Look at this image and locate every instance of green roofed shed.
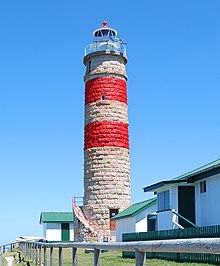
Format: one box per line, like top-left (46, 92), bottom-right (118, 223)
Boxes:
top-left (112, 198), bottom-right (156, 220)
top-left (143, 158), bottom-right (220, 192)
top-left (40, 212), bottom-right (73, 224)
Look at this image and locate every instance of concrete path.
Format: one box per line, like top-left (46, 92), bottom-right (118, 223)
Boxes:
top-left (5, 256), bottom-right (14, 266)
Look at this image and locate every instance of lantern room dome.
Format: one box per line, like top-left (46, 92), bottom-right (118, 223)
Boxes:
top-left (93, 21), bottom-right (117, 38)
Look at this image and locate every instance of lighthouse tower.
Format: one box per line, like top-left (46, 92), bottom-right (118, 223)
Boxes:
top-left (74, 22), bottom-right (131, 242)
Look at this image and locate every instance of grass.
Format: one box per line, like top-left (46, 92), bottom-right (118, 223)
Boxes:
top-left (2, 248), bottom-right (215, 266)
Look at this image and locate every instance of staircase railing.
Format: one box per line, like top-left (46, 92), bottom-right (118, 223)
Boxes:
top-left (72, 197), bottom-right (109, 240)
top-left (172, 209), bottom-right (198, 228)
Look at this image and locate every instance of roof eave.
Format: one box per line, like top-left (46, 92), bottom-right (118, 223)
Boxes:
top-left (143, 162), bottom-right (220, 193)
top-left (143, 180), bottom-right (187, 193)
top-left (112, 214), bottom-right (131, 220)
top-left (130, 199), bottom-right (157, 217)
top-left (112, 198), bottom-right (157, 220)
top-left (187, 165), bottom-right (220, 182)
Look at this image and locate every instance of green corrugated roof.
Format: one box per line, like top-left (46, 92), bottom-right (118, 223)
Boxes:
top-left (173, 158), bottom-right (220, 181)
top-left (144, 158), bottom-right (220, 192)
top-left (39, 212), bottom-right (73, 224)
top-left (112, 198), bottom-right (156, 220)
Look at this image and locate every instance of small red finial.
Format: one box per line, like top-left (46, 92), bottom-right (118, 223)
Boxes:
top-left (103, 21), bottom-right (107, 28)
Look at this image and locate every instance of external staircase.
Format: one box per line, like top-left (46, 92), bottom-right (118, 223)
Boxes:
top-left (72, 197), bottom-right (109, 241)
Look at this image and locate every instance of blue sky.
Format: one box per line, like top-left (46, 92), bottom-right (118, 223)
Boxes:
top-left (0, 0), bottom-right (220, 244)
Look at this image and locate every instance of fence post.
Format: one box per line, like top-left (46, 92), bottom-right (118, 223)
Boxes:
top-left (44, 246), bottom-right (47, 266)
top-left (59, 247), bottom-right (63, 266)
top-left (94, 249), bottom-right (101, 266)
top-left (29, 243), bottom-right (32, 260)
top-left (29, 243), bottom-right (31, 259)
top-left (0, 248), bottom-right (2, 266)
top-left (72, 247), bottom-right (77, 266)
top-left (135, 250), bottom-right (146, 266)
top-left (25, 242), bottom-right (28, 256)
top-left (24, 242), bottom-right (26, 256)
top-left (39, 245), bottom-right (42, 266)
top-left (35, 244), bottom-right (38, 266)
top-left (50, 246), bottom-right (54, 266)
top-left (32, 243), bottom-right (35, 261)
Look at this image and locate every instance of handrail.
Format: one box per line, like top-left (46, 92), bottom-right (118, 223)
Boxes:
top-left (84, 41), bottom-right (126, 56)
top-left (172, 213), bottom-right (184, 229)
top-left (18, 238), bottom-right (220, 266)
top-left (0, 242), bottom-right (18, 253)
top-left (72, 197), bottom-right (110, 239)
top-left (172, 210), bottom-right (198, 228)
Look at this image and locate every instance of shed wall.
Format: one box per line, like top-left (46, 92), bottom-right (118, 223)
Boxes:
top-left (116, 203), bottom-right (157, 242)
top-left (135, 204), bottom-right (156, 232)
top-left (45, 223), bottom-right (61, 241)
top-left (195, 174), bottom-right (220, 226)
top-left (44, 223), bottom-right (74, 241)
top-left (116, 217), bottom-right (135, 242)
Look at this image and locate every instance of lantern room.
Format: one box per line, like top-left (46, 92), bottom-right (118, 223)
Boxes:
top-left (84, 21), bottom-right (126, 56)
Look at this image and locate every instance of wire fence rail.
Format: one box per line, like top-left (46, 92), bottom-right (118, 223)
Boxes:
top-left (13, 238), bottom-right (220, 266)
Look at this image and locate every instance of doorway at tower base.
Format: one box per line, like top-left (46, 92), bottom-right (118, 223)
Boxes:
top-left (73, 204), bottom-right (113, 242)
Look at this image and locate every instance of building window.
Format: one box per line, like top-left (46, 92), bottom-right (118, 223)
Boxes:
top-left (101, 94), bottom-right (106, 101)
top-left (157, 190), bottom-right (170, 211)
top-left (109, 209), bottom-right (119, 231)
top-left (200, 181), bottom-right (206, 193)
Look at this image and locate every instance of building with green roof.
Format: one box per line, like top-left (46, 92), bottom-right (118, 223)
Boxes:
top-left (111, 198), bottom-right (157, 241)
top-left (39, 212), bottom-right (74, 242)
top-left (143, 158), bottom-right (220, 231)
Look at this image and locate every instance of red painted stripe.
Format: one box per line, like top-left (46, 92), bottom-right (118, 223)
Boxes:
top-left (85, 77), bottom-right (127, 104)
top-left (84, 121), bottom-right (129, 150)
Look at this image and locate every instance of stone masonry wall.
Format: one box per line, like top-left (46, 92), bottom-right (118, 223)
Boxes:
top-left (81, 50), bottom-right (131, 241)
top-left (85, 77), bottom-right (127, 104)
top-left (84, 121), bottom-right (129, 150)
top-left (84, 146), bottom-right (131, 230)
top-left (84, 54), bottom-right (127, 82)
top-left (85, 100), bottom-right (128, 125)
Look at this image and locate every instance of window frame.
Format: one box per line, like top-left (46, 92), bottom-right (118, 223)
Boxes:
top-left (200, 180), bottom-right (207, 194)
top-left (157, 190), bottom-right (170, 211)
top-left (87, 60), bottom-right (91, 73)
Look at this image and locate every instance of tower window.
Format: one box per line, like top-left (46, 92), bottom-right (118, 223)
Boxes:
top-left (87, 60), bottom-right (91, 73)
top-left (109, 209), bottom-right (119, 231)
top-left (200, 181), bottom-right (206, 193)
top-left (101, 94), bottom-right (106, 101)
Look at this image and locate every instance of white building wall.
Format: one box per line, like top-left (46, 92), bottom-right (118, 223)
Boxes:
top-left (195, 174), bottom-right (220, 226)
top-left (156, 186), bottom-right (178, 211)
top-left (116, 217), bottom-right (135, 242)
top-left (45, 223), bottom-right (61, 241)
top-left (43, 224), bottom-right (47, 239)
top-left (116, 203), bottom-right (157, 242)
top-left (157, 210), bottom-right (174, 230)
top-left (156, 187), bottom-right (178, 230)
top-left (69, 223), bottom-right (74, 241)
top-left (135, 204), bottom-right (156, 232)
top-left (170, 186), bottom-right (178, 211)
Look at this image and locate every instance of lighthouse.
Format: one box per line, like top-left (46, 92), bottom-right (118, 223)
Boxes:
top-left (74, 21), bottom-right (131, 242)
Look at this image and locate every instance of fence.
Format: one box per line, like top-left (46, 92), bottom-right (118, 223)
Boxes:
top-left (122, 225), bottom-right (220, 264)
top-left (0, 242), bottom-right (17, 253)
top-left (14, 238), bottom-right (220, 266)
